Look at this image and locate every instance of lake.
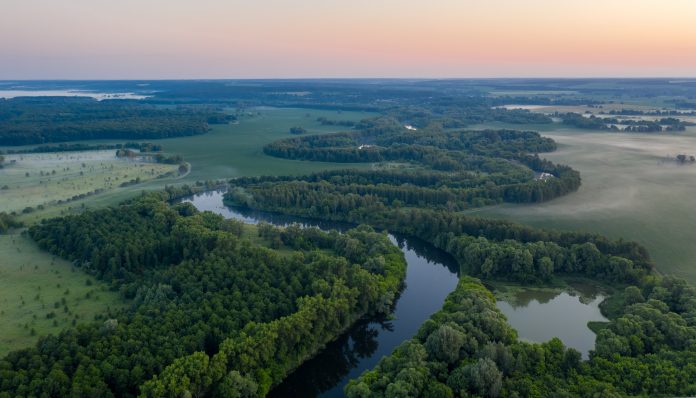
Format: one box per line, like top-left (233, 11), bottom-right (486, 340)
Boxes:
top-left (496, 288), bottom-right (607, 358)
top-left (0, 89), bottom-right (150, 100)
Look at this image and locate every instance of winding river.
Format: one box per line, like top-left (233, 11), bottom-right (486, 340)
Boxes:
top-left (184, 190), bottom-right (607, 397)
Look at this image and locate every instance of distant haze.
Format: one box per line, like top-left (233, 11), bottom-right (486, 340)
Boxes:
top-left (2, 0), bottom-right (695, 79)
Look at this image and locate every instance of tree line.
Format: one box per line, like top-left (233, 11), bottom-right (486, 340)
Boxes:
top-left (1, 142), bottom-right (163, 155)
top-left (560, 112), bottom-right (692, 133)
top-left (255, 119), bottom-right (580, 210)
top-left (0, 97), bottom-right (234, 145)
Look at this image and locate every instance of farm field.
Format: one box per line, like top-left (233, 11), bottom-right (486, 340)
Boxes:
top-left (471, 123), bottom-right (696, 283)
top-left (0, 233), bottom-right (125, 355)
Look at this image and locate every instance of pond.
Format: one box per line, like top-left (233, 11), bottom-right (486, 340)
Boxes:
top-left (496, 287), bottom-right (608, 359)
top-left (184, 190), bottom-right (608, 396)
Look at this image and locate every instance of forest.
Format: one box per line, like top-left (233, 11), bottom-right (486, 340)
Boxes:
top-left (242, 117), bottom-right (580, 211)
top-left (0, 97), bottom-right (234, 145)
top-left (0, 191), bottom-right (406, 397)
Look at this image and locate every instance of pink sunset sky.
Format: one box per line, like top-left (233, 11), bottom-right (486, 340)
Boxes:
top-left (2, 0), bottom-right (695, 79)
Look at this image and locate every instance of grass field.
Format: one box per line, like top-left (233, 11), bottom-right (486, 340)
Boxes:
top-left (0, 233), bottom-right (125, 355)
top-left (0, 150), bottom-right (178, 216)
top-left (159, 107), bottom-right (375, 181)
top-left (471, 123), bottom-right (696, 283)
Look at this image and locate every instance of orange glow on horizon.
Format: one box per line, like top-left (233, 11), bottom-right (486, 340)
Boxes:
top-left (1, 0), bottom-right (695, 78)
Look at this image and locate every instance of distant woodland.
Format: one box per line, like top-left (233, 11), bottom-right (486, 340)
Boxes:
top-left (0, 97), bottom-right (234, 145)
top-left (231, 116), bottom-right (580, 211)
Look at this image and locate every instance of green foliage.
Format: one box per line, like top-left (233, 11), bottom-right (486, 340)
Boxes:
top-left (255, 120), bottom-right (579, 209)
top-left (4, 141), bottom-right (163, 155)
top-left (425, 325), bottom-right (466, 364)
top-left (347, 276), bottom-right (696, 397)
top-left (0, 97), bottom-right (233, 145)
top-left (0, 194), bottom-right (406, 397)
top-left (222, 185), bottom-right (653, 283)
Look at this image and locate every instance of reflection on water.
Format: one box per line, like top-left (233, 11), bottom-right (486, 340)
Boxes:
top-left (183, 190), bottom-right (460, 397)
top-left (496, 288), bottom-right (607, 358)
top-left (270, 317), bottom-right (386, 397)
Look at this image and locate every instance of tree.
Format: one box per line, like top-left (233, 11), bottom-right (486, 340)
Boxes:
top-left (538, 256), bottom-right (554, 280)
top-left (449, 358), bottom-right (502, 398)
top-left (425, 324), bottom-right (465, 364)
top-left (214, 371), bottom-right (258, 398)
top-left (624, 286), bottom-right (645, 305)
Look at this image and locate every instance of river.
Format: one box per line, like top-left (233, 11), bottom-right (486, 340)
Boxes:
top-left (184, 190), bottom-right (607, 396)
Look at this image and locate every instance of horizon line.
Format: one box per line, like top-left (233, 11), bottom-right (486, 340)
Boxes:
top-left (3, 76), bottom-right (696, 82)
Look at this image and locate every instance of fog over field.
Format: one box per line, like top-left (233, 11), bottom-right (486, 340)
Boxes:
top-left (474, 127), bottom-right (696, 282)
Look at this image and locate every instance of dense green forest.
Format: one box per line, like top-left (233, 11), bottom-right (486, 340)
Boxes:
top-left (0, 97), bottom-right (234, 145)
top-left (222, 190), bottom-right (652, 285)
top-left (232, 117), bottom-right (580, 211)
top-left (222, 180), bottom-right (696, 397)
top-left (0, 191), bottom-right (406, 397)
top-left (224, 117), bottom-right (650, 285)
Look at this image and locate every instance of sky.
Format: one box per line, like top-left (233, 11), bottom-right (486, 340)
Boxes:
top-left (1, 0), bottom-right (696, 79)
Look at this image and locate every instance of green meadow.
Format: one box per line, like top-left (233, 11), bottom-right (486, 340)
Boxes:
top-left (471, 123), bottom-right (696, 283)
top-left (0, 233), bottom-right (125, 355)
top-left (0, 150), bottom-right (177, 216)
top-left (159, 107), bottom-right (375, 181)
